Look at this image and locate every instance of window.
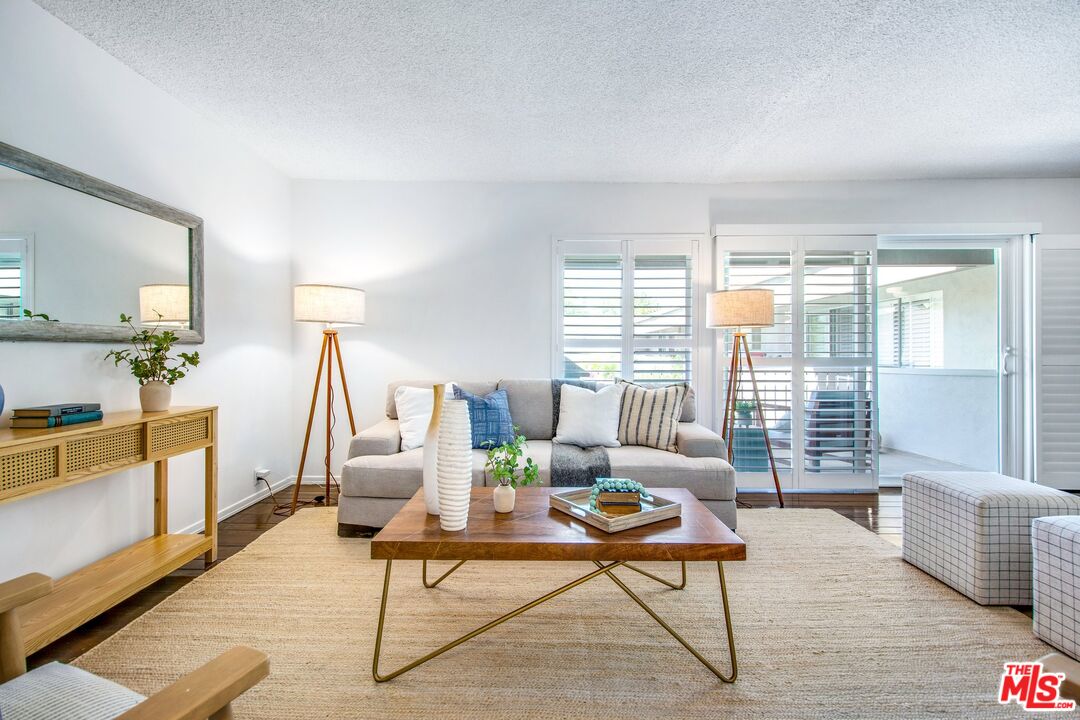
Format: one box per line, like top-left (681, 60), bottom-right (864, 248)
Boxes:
top-left (0, 237), bottom-right (31, 321)
top-left (555, 238), bottom-right (697, 385)
top-left (877, 291), bottom-right (943, 368)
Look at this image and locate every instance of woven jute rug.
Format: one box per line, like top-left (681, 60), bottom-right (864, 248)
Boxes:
top-left (74, 508), bottom-right (1050, 718)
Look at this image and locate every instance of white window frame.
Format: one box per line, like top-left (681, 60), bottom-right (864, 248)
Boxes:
top-left (714, 233), bottom-right (878, 491)
top-left (551, 234), bottom-right (708, 415)
top-left (0, 234), bottom-right (35, 320)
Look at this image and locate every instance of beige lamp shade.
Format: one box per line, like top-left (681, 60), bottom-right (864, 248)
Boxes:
top-left (706, 289), bottom-right (775, 329)
top-left (139, 284), bottom-right (190, 325)
top-left (294, 284), bottom-right (366, 326)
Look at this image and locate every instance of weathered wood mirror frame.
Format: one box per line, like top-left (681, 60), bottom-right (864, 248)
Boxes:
top-left (0, 141), bottom-right (204, 343)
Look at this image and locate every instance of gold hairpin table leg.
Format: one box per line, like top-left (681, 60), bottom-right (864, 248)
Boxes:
top-left (595, 560), bottom-right (737, 683)
top-left (373, 560), bottom-right (628, 682)
top-left (622, 560), bottom-right (687, 590)
top-left (422, 559), bottom-right (468, 588)
top-left (420, 560), bottom-right (686, 591)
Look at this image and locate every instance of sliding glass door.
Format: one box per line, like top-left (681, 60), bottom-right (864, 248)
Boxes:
top-left (877, 237), bottom-right (1024, 485)
top-left (717, 232), bottom-right (1025, 492)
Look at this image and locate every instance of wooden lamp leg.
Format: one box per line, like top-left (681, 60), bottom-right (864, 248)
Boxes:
top-left (291, 332), bottom-right (330, 515)
top-left (741, 333), bottom-right (784, 507)
top-left (332, 332), bottom-right (357, 435)
top-left (725, 335), bottom-right (743, 464)
top-left (325, 330), bottom-right (334, 506)
top-left (720, 334), bottom-right (739, 445)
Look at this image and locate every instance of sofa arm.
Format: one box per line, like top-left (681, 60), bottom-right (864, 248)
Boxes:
top-left (676, 422), bottom-right (728, 459)
top-left (348, 419), bottom-right (401, 458)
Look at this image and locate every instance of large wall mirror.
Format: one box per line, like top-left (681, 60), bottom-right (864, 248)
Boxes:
top-left (0, 141), bottom-right (203, 343)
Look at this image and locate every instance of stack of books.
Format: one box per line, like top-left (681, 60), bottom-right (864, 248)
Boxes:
top-left (596, 490), bottom-right (642, 516)
top-left (11, 403), bottom-right (103, 429)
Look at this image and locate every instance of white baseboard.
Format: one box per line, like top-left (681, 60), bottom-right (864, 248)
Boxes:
top-left (296, 474), bottom-right (338, 485)
top-left (175, 476), bottom-right (298, 535)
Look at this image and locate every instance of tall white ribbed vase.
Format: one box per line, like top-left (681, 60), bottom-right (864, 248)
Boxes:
top-left (421, 384), bottom-right (445, 515)
top-left (436, 399), bottom-right (473, 531)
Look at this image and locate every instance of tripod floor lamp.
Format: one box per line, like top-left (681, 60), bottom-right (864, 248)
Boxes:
top-left (707, 288), bottom-right (784, 507)
top-left (290, 284), bottom-right (365, 515)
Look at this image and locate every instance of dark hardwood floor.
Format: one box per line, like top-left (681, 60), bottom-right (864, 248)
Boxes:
top-left (28, 485), bottom-right (901, 668)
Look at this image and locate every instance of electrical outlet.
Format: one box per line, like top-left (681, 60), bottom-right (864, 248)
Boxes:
top-left (254, 468), bottom-right (271, 486)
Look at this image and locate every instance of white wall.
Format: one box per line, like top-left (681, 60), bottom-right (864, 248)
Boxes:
top-left (0, 0), bottom-right (293, 579)
top-left (290, 182), bottom-right (713, 472)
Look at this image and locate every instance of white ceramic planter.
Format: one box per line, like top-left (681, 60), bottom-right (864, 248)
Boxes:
top-left (493, 483), bottom-right (516, 513)
top-left (139, 381), bottom-right (172, 412)
top-left (421, 384), bottom-right (445, 515)
top-left (436, 399), bottom-right (473, 531)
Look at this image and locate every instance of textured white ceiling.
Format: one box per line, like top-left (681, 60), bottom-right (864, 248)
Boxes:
top-left (33, 0), bottom-right (1080, 182)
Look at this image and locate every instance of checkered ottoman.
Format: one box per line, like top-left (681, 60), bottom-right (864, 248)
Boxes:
top-left (902, 471), bottom-right (1080, 605)
top-left (1033, 516), bottom-right (1080, 659)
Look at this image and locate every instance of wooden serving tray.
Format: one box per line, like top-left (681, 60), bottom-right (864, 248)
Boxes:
top-left (549, 488), bottom-right (682, 533)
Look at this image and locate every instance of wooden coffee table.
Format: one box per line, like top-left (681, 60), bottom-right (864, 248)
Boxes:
top-left (370, 486), bottom-right (746, 683)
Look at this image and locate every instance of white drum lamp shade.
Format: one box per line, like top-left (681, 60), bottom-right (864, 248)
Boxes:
top-left (706, 289), bottom-right (775, 329)
top-left (293, 284), bottom-right (366, 326)
top-left (139, 284), bottom-right (190, 325)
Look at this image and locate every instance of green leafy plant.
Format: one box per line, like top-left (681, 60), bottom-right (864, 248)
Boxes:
top-left (23, 309), bottom-right (58, 321)
top-left (735, 400), bottom-right (756, 418)
top-left (105, 313), bottom-right (200, 385)
top-left (483, 428), bottom-right (540, 489)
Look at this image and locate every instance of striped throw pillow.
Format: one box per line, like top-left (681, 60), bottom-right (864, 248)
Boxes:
top-left (617, 380), bottom-right (688, 452)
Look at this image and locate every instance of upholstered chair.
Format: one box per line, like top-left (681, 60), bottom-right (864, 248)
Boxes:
top-left (0, 573), bottom-right (268, 719)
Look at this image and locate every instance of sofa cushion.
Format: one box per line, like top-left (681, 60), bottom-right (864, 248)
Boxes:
top-left (553, 383), bottom-right (624, 448)
top-left (385, 380), bottom-right (497, 419)
top-left (478, 440), bottom-right (734, 502)
top-left (395, 384), bottom-right (453, 451)
top-left (341, 447), bottom-right (487, 498)
top-left (497, 379), bottom-right (556, 440)
top-left (607, 445), bottom-right (736, 501)
top-left (680, 386), bottom-right (697, 423)
top-left (617, 380), bottom-right (687, 452)
top-left (454, 386), bottom-right (515, 449)
top-left (0, 662), bottom-right (145, 720)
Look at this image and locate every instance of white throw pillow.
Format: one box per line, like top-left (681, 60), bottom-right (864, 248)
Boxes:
top-left (395, 384), bottom-right (454, 451)
top-left (553, 383), bottom-right (625, 448)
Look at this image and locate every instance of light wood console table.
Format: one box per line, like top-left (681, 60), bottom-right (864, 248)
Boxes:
top-left (0, 406), bottom-right (218, 654)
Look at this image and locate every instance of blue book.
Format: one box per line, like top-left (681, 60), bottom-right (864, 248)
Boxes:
top-left (11, 410), bottom-right (104, 429)
top-left (13, 403), bottom-right (101, 418)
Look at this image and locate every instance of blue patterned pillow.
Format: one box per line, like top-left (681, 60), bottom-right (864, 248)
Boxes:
top-left (453, 386), bottom-right (516, 449)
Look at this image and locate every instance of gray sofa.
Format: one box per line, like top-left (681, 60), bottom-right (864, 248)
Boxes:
top-left (337, 379), bottom-right (737, 533)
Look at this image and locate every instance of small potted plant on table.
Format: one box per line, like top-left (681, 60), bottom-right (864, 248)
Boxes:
top-left (105, 313), bottom-right (200, 412)
top-left (484, 430), bottom-right (540, 513)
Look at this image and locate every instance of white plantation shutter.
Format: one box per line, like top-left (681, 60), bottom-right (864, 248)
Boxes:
top-left (722, 251), bottom-right (793, 358)
top-left (802, 249), bottom-right (874, 477)
top-left (878, 299), bottom-right (900, 367)
top-left (904, 293), bottom-right (944, 368)
top-left (717, 235), bottom-right (876, 491)
top-left (560, 253), bottom-right (623, 380)
top-left (0, 238), bottom-right (29, 321)
top-left (1036, 236), bottom-right (1080, 489)
top-left (0, 254), bottom-right (21, 320)
top-left (555, 238), bottom-right (697, 386)
top-left (633, 254), bottom-right (692, 384)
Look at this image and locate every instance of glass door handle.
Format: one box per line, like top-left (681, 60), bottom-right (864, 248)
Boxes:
top-left (1002, 346), bottom-right (1014, 376)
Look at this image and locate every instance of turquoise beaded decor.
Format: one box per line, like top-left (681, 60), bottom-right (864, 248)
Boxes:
top-left (589, 478), bottom-right (651, 512)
